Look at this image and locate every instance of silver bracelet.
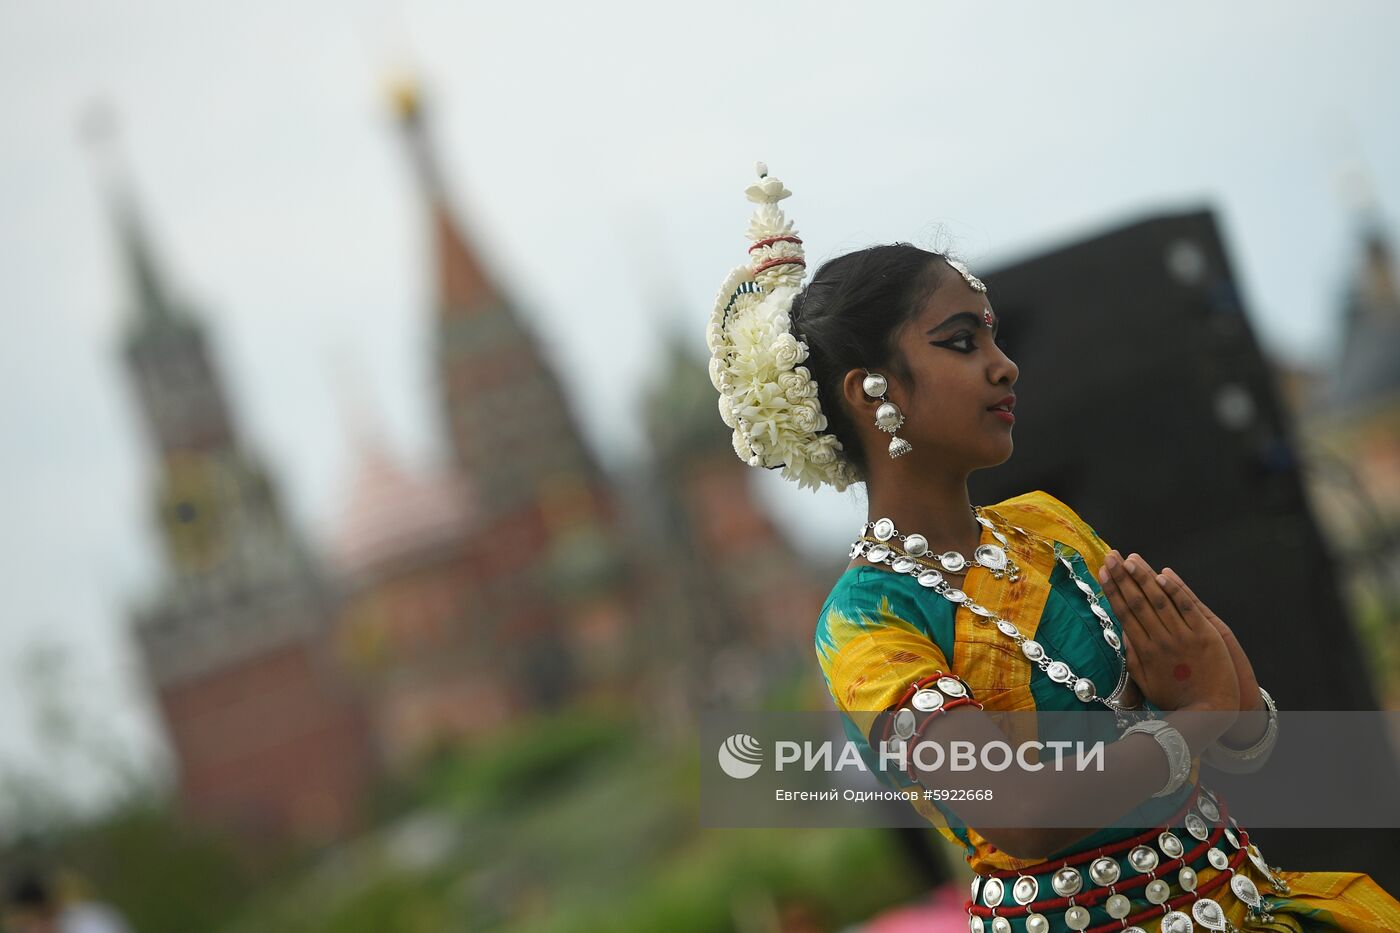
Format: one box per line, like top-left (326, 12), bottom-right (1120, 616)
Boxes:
top-left (1202, 687), bottom-right (1278, 773)
top-left (1122, 719), bottom-right (1193, 798)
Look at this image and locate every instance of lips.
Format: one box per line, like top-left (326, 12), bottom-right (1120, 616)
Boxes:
top-left (986, 394), bottom-right (1016, 414)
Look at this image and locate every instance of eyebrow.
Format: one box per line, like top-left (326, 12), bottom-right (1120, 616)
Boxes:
top-left (927, 310), bottom-right (998, 336)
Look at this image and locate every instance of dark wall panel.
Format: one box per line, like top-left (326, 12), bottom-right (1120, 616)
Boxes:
top-left (968, 210), bottom-right (1400, 885)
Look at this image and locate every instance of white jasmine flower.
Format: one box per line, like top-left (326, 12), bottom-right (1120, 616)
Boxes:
top-left (718, 394), bottom-right (736, 428)
top-left (771, 333), bottom-right (808, 370)
top-left (808, 436), bottom-right (838, 465)
top-left (790, 398), bottom-right (821, 433)
top-left (708, 356), bottom-right (727, 393)
top-left (745, 176), bottom-right (792, 204)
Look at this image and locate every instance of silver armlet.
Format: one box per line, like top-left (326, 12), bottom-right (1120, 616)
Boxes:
top-left (1202, 687), bottom-right (1278, 774)
top-left (1122, 719), bottom-right (1193, 798)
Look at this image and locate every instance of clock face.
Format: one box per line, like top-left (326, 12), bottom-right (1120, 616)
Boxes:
top-left (159, 453), bottom-right (225, 572)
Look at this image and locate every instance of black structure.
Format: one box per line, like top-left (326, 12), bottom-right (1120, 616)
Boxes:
top-left (969, 209), bottom-right (1400, 888)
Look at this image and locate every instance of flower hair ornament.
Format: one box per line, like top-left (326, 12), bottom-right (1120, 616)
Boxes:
top-left (706, 163), bottom-right (988, 492)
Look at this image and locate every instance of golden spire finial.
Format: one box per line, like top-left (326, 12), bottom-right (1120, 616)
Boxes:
top-left (386, 72), bottom-right (421, 121)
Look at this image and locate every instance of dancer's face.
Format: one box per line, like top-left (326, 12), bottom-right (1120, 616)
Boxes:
top-left (886, 262), bottom-right (1020, 471)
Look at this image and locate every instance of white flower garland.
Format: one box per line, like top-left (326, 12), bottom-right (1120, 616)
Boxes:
top-left (708, 165), bottom-right (991, 492)
top-left (707, 163), bottom-right (860, 492)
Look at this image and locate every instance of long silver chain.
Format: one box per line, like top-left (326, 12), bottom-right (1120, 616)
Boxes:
top-left (849, 508), bottom-right (1140, 720)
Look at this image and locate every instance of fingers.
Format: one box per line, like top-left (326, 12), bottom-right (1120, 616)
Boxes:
top-left (1164, 569), bottom-right (1245, 668)
top-left (1122, 553), bottom-right (1188, 633)
top-left (1109, 552), bottom-right (1174, 640)
top-left (1127, 559), bottom-right (1200, 635)
top-left (1150, 569), bottom-right (1198, 632)
top-left (1098, 551), bottom-right (1156, 645)
top-left (1162, 568), bottom-right (1223, 628)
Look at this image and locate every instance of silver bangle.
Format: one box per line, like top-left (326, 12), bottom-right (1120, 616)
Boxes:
top-left (1202, 687), bottom-right (1278, 772)
top-left (1122, 719), bottom-right (1193, 798)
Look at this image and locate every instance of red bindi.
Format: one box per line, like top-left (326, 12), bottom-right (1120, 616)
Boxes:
top-left (1173, 663), bottom-right (1192, 681)
top-left (982, 307), bottom-right (994, 328)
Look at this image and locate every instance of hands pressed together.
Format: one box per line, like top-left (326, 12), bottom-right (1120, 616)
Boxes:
top-left (1096, 550), bottom-right (1260, 715)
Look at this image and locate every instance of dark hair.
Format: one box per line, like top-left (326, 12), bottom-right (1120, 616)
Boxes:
top-left (790, 243), bottom-right (949, 478)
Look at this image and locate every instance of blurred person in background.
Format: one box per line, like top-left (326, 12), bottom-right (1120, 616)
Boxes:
top-left (4, 867), bottom-right (131, 933)
top-left (707, 164), bottom-right (1400, 932)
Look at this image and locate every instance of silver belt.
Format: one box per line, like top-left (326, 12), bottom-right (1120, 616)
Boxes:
top-left (965, 786), bottom-right (1290, 932)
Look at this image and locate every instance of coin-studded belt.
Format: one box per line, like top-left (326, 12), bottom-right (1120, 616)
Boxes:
top-left (965, 784), bottom-right (1290, 932)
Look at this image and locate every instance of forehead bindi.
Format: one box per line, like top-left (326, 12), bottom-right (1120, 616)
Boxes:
top-left (922, 305), bottom-right (999, 336)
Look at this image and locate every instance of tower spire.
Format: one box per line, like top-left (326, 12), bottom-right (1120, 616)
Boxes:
top-left (114, 184), bottom-right (179, 325)
top-left (388, 75), bottom-right (498, 317)
top-left (82, 102), bottom-right (179, 328)
top-left (388, 76), bottom-right (445, 199)
top-left (386, 74), bottom-right (601, 518)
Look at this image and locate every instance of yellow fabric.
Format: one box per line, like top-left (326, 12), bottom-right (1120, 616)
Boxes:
top-left (814, 489), bottom-right (1400, 925)
top-left (816, 597), bottom-right (953, 746)
top-left (816, 489), bottom-right (1130, 869)
top-left (1251, 869), bottom-right (1400, 931)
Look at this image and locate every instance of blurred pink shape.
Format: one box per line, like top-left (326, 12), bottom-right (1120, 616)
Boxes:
top-left (855, 880), bottom-right (970, 932)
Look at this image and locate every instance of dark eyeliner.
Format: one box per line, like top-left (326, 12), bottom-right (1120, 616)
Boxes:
top-left (931, 332), bottom-right (978, 353)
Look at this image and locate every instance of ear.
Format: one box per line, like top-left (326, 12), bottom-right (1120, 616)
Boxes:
top-left (842, 368), bottom-right (876, 416)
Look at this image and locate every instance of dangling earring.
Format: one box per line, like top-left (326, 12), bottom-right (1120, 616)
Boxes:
top-left (862, 372), bottom-right (913, 459)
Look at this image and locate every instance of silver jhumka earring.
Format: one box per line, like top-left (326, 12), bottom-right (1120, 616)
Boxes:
top-left (862, 372), bottom-right (912, 458)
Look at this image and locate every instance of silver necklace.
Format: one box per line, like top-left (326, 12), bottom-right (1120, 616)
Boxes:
top-left (859, 512), bottom-right (1024, 580)
top-left (849, 509), bottom-right (1137, 717)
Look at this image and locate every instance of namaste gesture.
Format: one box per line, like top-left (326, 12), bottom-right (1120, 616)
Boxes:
top-left (1097, 550), bottom-right (1261, 719)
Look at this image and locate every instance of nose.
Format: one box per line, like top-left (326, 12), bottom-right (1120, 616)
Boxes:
top-left (989, 342), bottom-right (1019, 388)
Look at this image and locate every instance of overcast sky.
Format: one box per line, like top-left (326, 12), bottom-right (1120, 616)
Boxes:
top-left (2, 1), bottom-right (1397, 811)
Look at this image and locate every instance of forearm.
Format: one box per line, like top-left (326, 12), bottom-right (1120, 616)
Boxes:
top-left (903, 704), bottom-right (1232, 860)
top-left (1011, 705), bottom-right (1233, 857)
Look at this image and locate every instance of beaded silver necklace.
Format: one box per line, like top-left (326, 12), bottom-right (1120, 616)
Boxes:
top-left (849, 507), bottom-right (1139, 719)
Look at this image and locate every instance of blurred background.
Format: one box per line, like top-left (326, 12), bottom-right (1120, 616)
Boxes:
top-left (2, 1), bottom-right (1398, 930)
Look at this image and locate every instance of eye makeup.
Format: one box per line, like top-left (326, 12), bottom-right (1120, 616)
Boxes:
top-left (931, 329), bottom-right (1009, 354)
top-left (927, 308), bottom-right (999, 338)
top-left (933, 332), bottom-right (979, 353)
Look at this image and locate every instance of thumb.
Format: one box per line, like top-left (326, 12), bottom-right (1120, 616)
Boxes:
top-left (1124, 634), bottom-right (1144, 682)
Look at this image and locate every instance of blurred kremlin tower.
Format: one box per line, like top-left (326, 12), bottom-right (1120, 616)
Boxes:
top-left (326, 78), bottom-right (646, 769)
top-left (328, 77), bottom-right (831, 764)
top-left (105, 78), bottom-right (832, 841)
top-left (98, 127), bottom-right (374, 842)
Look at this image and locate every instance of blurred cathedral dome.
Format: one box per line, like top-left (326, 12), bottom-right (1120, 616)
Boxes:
top-left (330, 442), bottom-right (474, 578)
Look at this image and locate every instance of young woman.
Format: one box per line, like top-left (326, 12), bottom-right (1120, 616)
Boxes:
top-left (707, 165), bottom-right (1400, 932)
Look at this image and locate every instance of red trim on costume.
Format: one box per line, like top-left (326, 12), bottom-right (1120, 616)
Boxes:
top-left (903, 696), bottom-right (983, 785)
top-left (965, 794), bottom-right (1251, 922)
top-left (980, 784), bottom-right (1209, 878)
top-left (878, 672), bottom-right (979, 742)
top-left (877, 672), bottom-right (948, 748)
top-left (1082, 845), bottom-right (1247, 933)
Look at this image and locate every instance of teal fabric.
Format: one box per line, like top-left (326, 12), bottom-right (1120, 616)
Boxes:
top-left (817, 544), bottom-right (1194, 858)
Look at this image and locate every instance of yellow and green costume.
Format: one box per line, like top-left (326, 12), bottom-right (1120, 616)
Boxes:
top-left (815, 490), bottom-right (1400, 931)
